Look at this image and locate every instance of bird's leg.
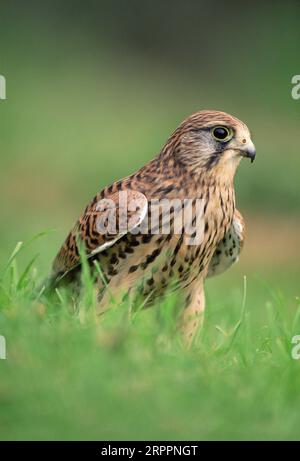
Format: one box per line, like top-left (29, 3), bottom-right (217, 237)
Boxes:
top-left (95, 274), bottom-right (136, 315)
top-left (179, 280), bottom-right (205, 347)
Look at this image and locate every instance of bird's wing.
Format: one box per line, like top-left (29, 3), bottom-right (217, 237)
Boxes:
top-left (207, 209), bottom-right (245, 277)
top-left (52, 188), bottom-right (148, 280)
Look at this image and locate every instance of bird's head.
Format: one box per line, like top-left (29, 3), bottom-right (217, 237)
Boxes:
top-left (166, 110), bottom-right (256, 180)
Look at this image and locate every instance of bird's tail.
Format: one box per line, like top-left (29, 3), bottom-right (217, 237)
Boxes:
top-left (38, 273), bottom-right (57, 297)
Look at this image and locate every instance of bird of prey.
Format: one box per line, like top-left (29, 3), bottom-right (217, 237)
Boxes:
top-left (50, 110), bottom-right (255, 344)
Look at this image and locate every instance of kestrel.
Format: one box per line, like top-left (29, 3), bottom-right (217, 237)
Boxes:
top-left (50, 110), bottom-right (255, 344)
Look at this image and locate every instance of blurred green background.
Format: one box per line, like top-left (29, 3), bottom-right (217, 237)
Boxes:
top-left (0, 1), bottom-right (300, 441)
top-left (0, 0), bottom-right (299, 274)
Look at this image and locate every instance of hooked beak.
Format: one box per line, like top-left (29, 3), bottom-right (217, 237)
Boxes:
top-left (241, 140), bottom-right (256, 163)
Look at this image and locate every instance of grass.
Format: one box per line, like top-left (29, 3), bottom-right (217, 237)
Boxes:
top-left (0, 237), bottom-right (300, 441)
top-left (0, 16), bottom-right (300, 440)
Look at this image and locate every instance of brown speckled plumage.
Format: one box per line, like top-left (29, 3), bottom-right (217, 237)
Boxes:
top-left (50, 110), bottom-right (255, 345)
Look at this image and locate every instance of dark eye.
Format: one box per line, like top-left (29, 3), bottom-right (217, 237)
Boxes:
top-left (212, 126), bottom-right (233, 142)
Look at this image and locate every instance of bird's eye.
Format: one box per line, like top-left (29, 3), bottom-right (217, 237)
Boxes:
top-left (212, 126), bottom-right (233, 142)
